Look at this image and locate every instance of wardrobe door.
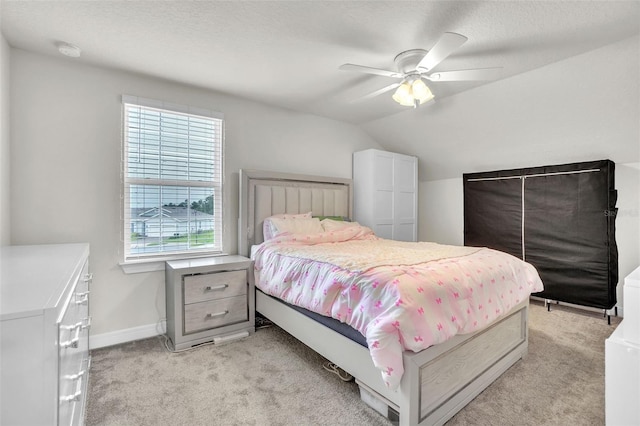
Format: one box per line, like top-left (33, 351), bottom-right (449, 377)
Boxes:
top-left (464, 177), bottom-right (523, 259)
top-left (524, 166), bottom-right (616, 309)
top-left (353, 149), bottom-right (418, 242)
top-left (393, 153), bottom-right (418, 242)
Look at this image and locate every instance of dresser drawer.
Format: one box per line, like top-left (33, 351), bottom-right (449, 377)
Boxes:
top-left (59, 324), bottom-right (84, 426)
top-left (59, 315), bottom-right (90, 380)
top-left (58, 259), bottom-right (91, 426)
top-left (58, 354), bottom-right (88, 426)
top-left (183, 295), bottom-right (247, 334)
top-left (183, 270), bottom-right (247, 304)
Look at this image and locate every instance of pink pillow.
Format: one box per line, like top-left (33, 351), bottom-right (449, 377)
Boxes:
top-left (321, 219), bottom-right (361, 231)
top-left (263, 212), bottom-right (312, 240)
top-left (268, 217), bottom-right (323, 237)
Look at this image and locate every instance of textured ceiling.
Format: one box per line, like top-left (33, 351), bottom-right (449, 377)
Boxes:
top-left (1, 1), bottom-right (639, 124)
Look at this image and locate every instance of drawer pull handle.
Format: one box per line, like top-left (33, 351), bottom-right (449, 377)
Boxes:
top-left (83, 273), bottom-right (93, 283)
top-left (75, 291), bottom-right (90, 305)
top-left (62, 317), bottom-right (90, 332)
top-left (61, 327), bottom-right (81, 349)
top-left (64, 369), bottom-right (86, 381)
top-left (60, 376), bottom-right (83, 403)
top-left (61, 321), bottom-right (82, 331)
top-left (205, 284), bottom-right (229, 292)
top-left (81, 316), bottom-right (92, 330)
top-left (206, 310), bottom-right (229, 319)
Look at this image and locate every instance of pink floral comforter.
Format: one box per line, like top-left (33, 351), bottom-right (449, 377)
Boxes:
top-left (252, 225), bottom-right (543, 390)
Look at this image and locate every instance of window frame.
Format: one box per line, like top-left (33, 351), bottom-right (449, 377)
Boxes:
top-left (120, 95), bottom-right (225, 270)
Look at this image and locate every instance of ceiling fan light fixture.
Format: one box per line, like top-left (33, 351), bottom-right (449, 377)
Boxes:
top-left (411, 78), bottom-right (434, 103)
top-left (392, 81), bottom-right (414, 107)
top-left (392, 78), bottom-right (433, 108)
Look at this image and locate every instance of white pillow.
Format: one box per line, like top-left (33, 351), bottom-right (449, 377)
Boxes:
top-left (269, 217), bottom-right (324, 236)
top-left (263, 212), bottom-right (313, 240)
top-left (321, 219), bottom-right (361, 231)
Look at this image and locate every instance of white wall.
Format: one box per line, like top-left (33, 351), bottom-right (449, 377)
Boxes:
top-left (0, 34), bottom-right (10, 246)
top-left (420, 177), bottom-right (463, 246)
top-left (9, 49), bottom-right (382, 339)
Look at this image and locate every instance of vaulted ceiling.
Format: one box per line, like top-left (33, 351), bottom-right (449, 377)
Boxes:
top-left (2, 1), bottom-right (638, 124)
top-left (2, 1), bottom-right (639, 180)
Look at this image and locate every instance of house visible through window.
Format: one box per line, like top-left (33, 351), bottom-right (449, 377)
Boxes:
top-left (122, 95), bottom-right (224, 261)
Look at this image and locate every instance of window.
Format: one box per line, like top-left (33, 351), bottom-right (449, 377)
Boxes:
top-left (122, 96), bottom-right (224, 261)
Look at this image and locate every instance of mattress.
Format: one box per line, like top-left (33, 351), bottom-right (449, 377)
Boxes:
top-left (264, 290), bottom-right (368, 348)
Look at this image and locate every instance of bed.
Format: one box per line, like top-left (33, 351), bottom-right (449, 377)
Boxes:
top-left (238, 169), bottom-right (543, 426)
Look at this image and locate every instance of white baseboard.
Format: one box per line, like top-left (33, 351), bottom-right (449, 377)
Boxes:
top-left (90, 320), bottom-right (166, 350)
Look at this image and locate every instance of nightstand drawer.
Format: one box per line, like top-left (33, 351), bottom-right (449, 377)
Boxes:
top-left (183, 270), bottom-right (247, 304)
top-left (183, 296), bottom-right (248, 334)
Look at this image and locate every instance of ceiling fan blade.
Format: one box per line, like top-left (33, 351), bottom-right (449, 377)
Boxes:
top-left (416, 32), bottom-right (468, 71)
top-left (339, 63), bottom-right (403, 79)
top-left (352, 82), bottom-right (401, 102)
top-left (426, 67), bottom-right (502, 81)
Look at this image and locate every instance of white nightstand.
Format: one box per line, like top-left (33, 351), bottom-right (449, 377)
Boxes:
top-left (165, 255), bottom-right (254, 351)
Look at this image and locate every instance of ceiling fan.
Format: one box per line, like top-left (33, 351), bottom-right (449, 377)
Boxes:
top-left (339, 32), bottom-right (501, 108)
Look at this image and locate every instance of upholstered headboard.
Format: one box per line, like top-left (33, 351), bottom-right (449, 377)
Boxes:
top-left (238, 169), bottom-right (352, 257)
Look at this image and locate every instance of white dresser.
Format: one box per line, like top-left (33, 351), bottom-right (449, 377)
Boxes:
top-left (353, 149), bottom-right (418, 242)
top-left (0, 243), bottom-right (91, 426)
top-left (605, 266), bottom-right (640, 425)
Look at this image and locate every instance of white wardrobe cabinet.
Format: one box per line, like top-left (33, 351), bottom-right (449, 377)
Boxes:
top-left (353, 149), bottom-right (418, 242)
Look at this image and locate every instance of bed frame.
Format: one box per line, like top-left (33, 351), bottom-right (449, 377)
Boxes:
top-left (239, 169), bottom-right (530, 426)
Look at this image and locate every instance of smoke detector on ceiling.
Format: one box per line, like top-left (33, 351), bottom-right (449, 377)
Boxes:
top-left (57, 42), bottom-right (81, 58)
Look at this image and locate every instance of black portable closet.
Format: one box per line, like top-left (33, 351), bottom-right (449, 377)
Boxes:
top-left (463, 160), bottom-right (618, 311)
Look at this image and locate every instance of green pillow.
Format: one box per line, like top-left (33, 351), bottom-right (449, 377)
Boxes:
top-left (313, 215), bottom-right (347, 221)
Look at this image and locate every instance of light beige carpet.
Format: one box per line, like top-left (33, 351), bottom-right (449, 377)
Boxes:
top-left (86, 301), bottom-right (619, 425)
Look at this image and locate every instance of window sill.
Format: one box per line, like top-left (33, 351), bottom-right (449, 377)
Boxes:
top-left (119, 252), bottom-right (229, 274)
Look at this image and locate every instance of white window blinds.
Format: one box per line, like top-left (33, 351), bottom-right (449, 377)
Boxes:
top-left (122, 95), bottom-right (224, 261)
